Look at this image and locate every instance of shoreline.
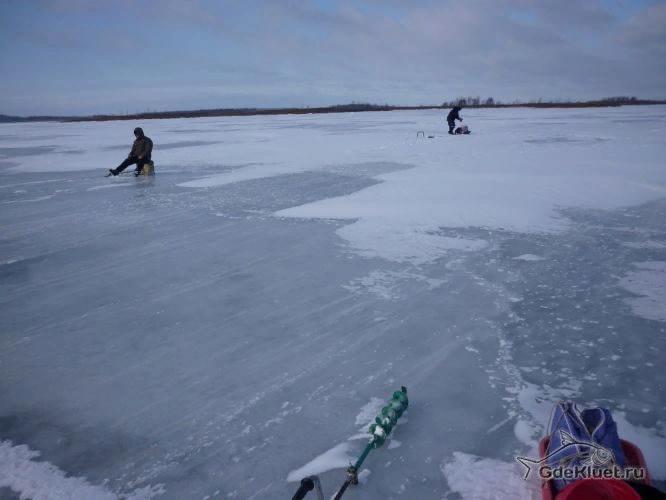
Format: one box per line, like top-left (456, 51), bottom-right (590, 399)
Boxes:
top-left (2, 100), bottom-right (666, 124)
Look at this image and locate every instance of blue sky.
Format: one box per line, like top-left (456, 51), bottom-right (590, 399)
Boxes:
top-left (1, 0), bottom-right (665, 115)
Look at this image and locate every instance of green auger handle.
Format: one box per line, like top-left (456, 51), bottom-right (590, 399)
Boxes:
top-left (368, 386), bottom-right (408, 448)
top-left (334, 387), bottom-right (408, 500)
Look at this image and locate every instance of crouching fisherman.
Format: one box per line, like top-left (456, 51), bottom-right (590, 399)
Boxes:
top-left (108, 127), bottom-right (153, 176)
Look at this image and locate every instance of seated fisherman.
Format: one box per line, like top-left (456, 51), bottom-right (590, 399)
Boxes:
top-left (109, 127), bottom-right (153, 176)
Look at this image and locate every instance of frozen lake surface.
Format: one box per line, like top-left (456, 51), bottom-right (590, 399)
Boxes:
top-left (1, 107), bottom-right (665, 499)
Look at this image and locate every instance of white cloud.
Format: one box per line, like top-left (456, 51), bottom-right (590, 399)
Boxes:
top-left (1, 0), bottom-right (664, 115)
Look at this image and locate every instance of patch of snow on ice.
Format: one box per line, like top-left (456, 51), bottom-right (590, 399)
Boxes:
top-left (618, 261), bottom-right (666, 322)
top-left (276, 165), bottom-right (665, 265)
top-left (344, 271), bottom-right (401, 300)
top-left (442, 452), bottom-right (539, 500)
top-left (344, 270), bottom-right (445, 300)
top-left (614, 413), bottom-right (666, 481)
top-left (355, 397), bottom-right (385, 427)
top-left (388, 439), bottom-right (401, 450)
top-left (513, 419), bottom-right (539, 447)
top-left (513, 254), bottom-right (545, 261)
top-left (286, 443), bottom-right (354, 482)
top-left (513, 379), bottom-right (582, 445)
top-left (0, 440), bottom-right (165, 500)
top-left (357, 468), bottom-right (372, 484)
top-left (492, 320), bottom-right (583, 450)
top-left (335, 221), bottom-right (488, 265)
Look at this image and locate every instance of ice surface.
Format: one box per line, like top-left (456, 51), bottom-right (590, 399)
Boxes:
top-left (354, 398), bottom-right (384, 427)
top-left (356, 468), bottom-right (371, 484)
top-left (0, 440), bottom-right (163, 500)
top-left (1, 106), bottom-right (665, 499)
top-left (513, 254), bottom-right (545, 262)
top-left (286, 443), bottom-right (354, 483)
top-left (442, 451), bottom-right (540, 500)
top-left (619, 261), bottom-right (666, 322)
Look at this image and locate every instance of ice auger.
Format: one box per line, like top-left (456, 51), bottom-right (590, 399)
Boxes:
top-left (291, 386), bottom-right (408, 500)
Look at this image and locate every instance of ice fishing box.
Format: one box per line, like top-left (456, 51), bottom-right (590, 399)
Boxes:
top-left (140, 161), bottom-right (155, 176)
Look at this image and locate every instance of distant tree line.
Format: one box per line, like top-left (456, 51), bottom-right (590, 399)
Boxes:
top-left (443, 96), bottom-right (647, 108)
top-left (1, 96), bottom-right (663, 123)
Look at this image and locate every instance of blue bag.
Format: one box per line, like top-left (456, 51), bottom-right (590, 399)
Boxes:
top-left (545, 401), bottom-right (626, 492)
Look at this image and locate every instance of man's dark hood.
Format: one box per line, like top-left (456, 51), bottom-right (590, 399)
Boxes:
top-left (134, 127), bottom-right (144, 138)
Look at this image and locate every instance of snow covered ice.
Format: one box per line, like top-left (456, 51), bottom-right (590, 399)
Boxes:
top-left (1, 106), bottom-right (666, 499)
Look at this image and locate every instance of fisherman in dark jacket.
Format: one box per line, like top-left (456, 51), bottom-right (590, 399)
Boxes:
top-left (447, 106), bottom-right (463, 134)
top-left (109, 127), bottom-right (153, 176)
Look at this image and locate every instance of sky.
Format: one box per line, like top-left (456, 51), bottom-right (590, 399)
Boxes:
top-left (0, 0), bottom-right (665, 116)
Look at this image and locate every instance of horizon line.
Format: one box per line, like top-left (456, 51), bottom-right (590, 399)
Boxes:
top-left (2, 97), bottom-right (666, 123)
